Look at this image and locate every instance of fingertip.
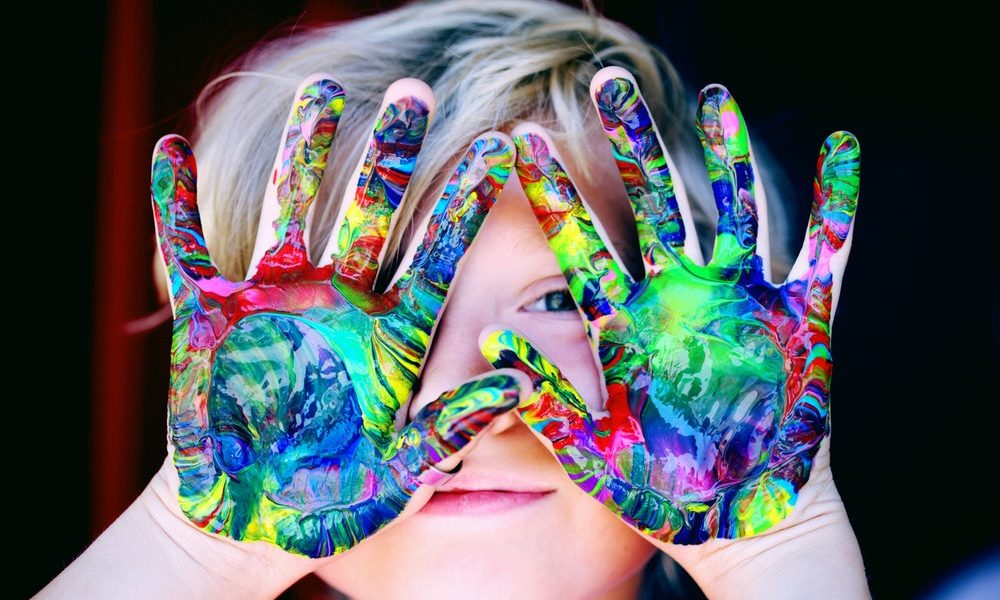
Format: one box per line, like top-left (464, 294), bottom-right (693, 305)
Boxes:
top-left (384, 76), bottom-right (436, 114)
top-left (154, 133), bottom-right (190, 152)
top-left (821, 131), bottom-right (861, 162)
top-left (475, 128), bottom-right (514, 149)
top-left (510, 121), bottom-right (549, 145)
top-left (698, 82), bottom-right (733, 105)
top-left (294, 74), bottom-right (347, 119)
top-left (478, 324), bottom-right (530, 353)
top-left (828, 129), bottom-right (860, 150)
top-left (590, 65), bottom-right (637, 99)
top-left (470, 130), bottom-right (516, 174)
top-left (373, 82), bottom-right (431, 139)
top-left (299, 71), bottom-right (346, 95)
top-left (697, 83), bottom-right (746, 136)
top-left (590, 68), bottom-right (644, 123)
top-left (430, 133), bottom-right (515, 226)
top-left (478, 327), bottom-right (514, 364)
top-left (817, 132), bottom-right (861, 218)
top-left (509, 123), bottom-right (563, 167)
top-left (509, 120), bottom-right (538, 140)
top-left (820, 131), bottom-right (861, 169)
top-left (466, 369), bottom-right (532, 410)
top-left (151, 135), bottom-right (193, 172)
top-left (699, 83), bottom-right (744, 129)
top-left (455, 133), bottom-right (517, 201)
top-left (150, 135), bottom-right (196, 210)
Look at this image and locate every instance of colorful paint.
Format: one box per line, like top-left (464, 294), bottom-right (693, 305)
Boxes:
top-left (490, 79), bottom-right (860, 544)
top-left (151, 76), bottom-right (519, 557)
top-left (332, 95), bottom-right (429, 290)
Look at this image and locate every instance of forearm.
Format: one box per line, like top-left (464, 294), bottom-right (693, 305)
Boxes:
top-left (37, 461), bottom-right (315, 599)
top-left (660, 439), bottom-right (870, 599)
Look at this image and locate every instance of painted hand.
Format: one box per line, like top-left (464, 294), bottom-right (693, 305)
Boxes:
top-left (151, 74), bottom-right (520, 557)
top-left (482, 68), bottom-right (860, 544)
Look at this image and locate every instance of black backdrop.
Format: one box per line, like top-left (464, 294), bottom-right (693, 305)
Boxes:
top-left (28, 1), bottom-right (998, 598)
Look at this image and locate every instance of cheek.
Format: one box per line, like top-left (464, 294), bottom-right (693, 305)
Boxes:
top-left (553, 482), bottom-right (661, 590)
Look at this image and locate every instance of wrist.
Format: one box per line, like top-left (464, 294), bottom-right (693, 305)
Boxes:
top-left (143, 456), bottom-right (324, 596)
top-left (655, 438), bottom-right (870, 599)
top-left (40, 457), bottom-right (323, 599)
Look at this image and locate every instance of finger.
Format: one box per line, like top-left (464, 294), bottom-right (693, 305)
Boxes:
top-left (247, 75), bottom-right (345, 281)
top-left (696, 84), bottom-right (760, 273)
top-left (512, 124), bottom-right (632, 321)
top-left (385, 132), bottom-right (514, 329)
top-left (479, 329), bottom-right (610, 491)
top-left (772, 134), bottom-right (858, 471)
top-left (747, 136), bottom-right (773, 281)
top-left (784, 131), bottom-right (861, 322)
top-left (479, 329), bottom-right (594, 441)
top-left (480, 329), bottom-right (682, 536)
top-left (590, 66), bottom-right (699, 262)
top-left (322, 79), bottom-right (435, 291)
top-left (390, 372), bottom-right (524, 486)
top-left (149, 134), bottom-right (229, 312)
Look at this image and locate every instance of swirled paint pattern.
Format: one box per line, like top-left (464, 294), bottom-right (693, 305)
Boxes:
top-left (332, 96), bottom-right (429, 290)
top-left (151, 76), bottom-right (519, 557)
top-left (486, 79), bottom-right (860, 544)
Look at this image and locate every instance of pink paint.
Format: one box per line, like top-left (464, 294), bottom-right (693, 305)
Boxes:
top-left (722, 109), bottom-right (741, 135)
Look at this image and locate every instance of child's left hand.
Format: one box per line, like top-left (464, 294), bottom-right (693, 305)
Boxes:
top-left (482, 66), bottom-right (860, 545)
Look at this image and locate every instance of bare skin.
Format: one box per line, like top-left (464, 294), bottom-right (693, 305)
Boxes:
top-left (38, 70), bottom-right (868, 599)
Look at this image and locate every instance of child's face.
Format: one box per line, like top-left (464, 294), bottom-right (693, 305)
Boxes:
top-left (314, 123), bottom-right (657, 598)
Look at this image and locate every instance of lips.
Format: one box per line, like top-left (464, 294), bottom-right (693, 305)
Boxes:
top-left (419, 490), bottom-right (555, 516)
top-left (418, 469), bottom-right (558, 516)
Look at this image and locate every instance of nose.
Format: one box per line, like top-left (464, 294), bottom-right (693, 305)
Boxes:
top-left (402, 175), bottom-right (536, 438)
top-left (407, 307), bottom-right (525, 436)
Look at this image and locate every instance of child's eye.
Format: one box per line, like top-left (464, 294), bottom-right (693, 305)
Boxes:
top-left (523, 289), bottom-right (577, 313)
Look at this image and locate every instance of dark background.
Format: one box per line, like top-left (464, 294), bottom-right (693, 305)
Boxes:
top-left (27, 0), bottom-right (997, 598)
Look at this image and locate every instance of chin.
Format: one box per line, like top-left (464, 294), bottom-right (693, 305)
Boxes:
top-left (315, 486), bottom-right (659, 600)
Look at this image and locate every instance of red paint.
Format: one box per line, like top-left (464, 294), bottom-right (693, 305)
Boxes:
top-left (594, 384), bottom-right (643, 456)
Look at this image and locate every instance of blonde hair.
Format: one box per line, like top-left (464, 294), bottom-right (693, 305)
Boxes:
top-left (192, 0), bottom-right (791, 284)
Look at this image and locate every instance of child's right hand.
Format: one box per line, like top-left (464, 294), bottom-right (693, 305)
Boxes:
top-left (151, 74), bottom-right (523, 559)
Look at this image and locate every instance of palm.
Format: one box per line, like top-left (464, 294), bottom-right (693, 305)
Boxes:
top-left (485, 70), bottom-right (859, 544)
top-left (602, 256), bottom-right (788, 485)
top-left (168, 267), bottom-right (426, 556)
top-left (152, 76), bottom-right (518, 557)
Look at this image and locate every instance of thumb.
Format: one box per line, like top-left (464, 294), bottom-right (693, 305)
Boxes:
top-left (479, 328), bottom-right (598, 455)
top-left (389, 371), bottom-right (525, 487)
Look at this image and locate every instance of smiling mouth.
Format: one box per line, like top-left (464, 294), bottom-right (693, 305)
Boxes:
top-left (418, 489), bottom-right (556, 517)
